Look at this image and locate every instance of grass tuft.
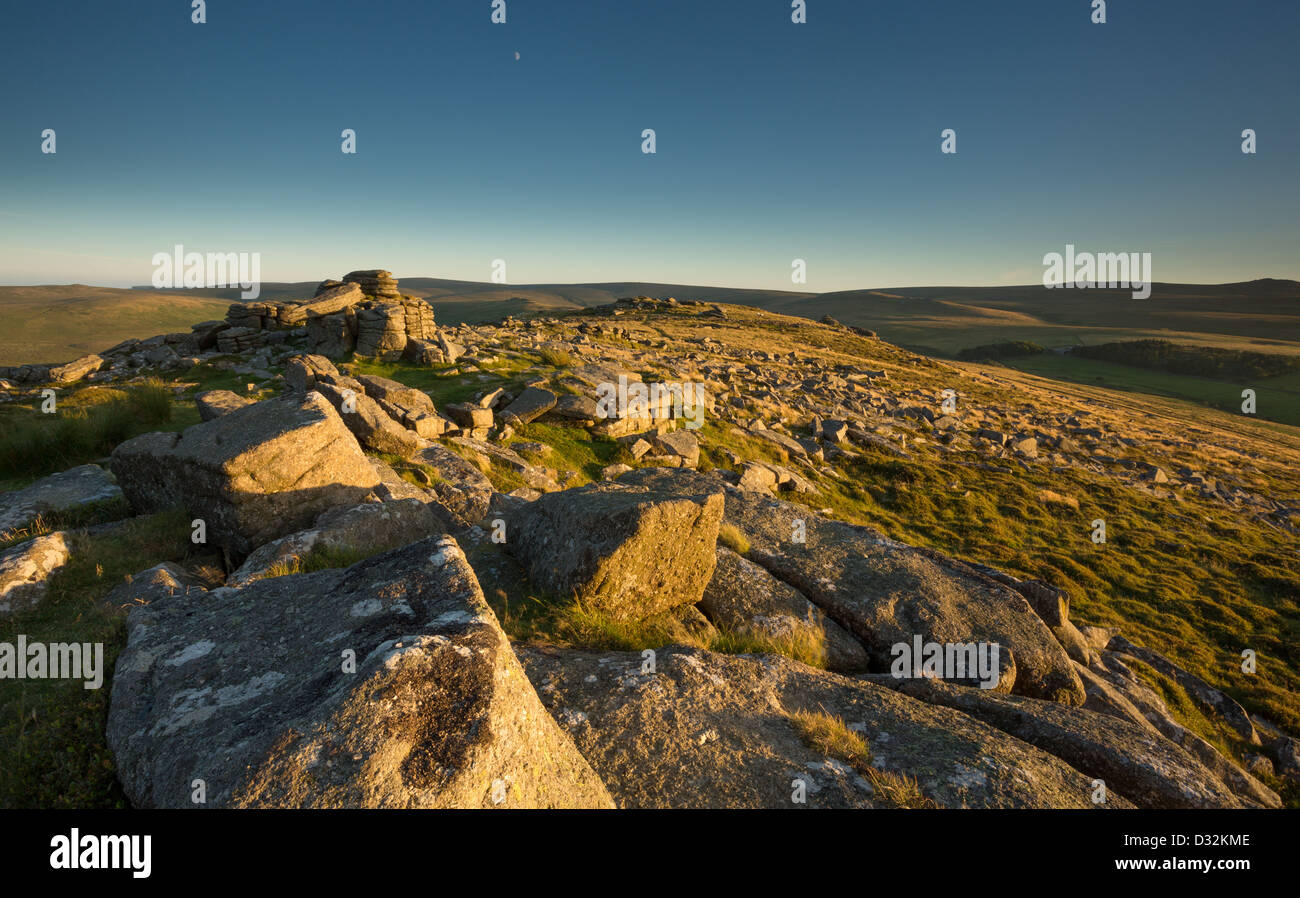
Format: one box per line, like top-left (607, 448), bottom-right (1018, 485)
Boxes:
top-left (788, 708), bottom-right (938, 808)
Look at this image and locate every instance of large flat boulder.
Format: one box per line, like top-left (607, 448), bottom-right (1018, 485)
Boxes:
top-left (505, 468), bottom-right (724, 620)
top-left (110, 393), bottom-right (380, 559)
top-left (283, 354), bottom-right (340, 394)
top-left (519, 644), bottom-right (1119, 809)
top-left (297, 282), bottom-right (363, 317)
top-left (194, 389), bottom-right (253, 422)
top-left (721, 486), bottom-right (1085, 705)
top-left (353, 374), bottom-right (436, 416)
top-left (48, 354), bottom-right (103, 384)
top-left (500, 387), bottom-right (557, 425)
top-left (107, 538), bottom-right (613, 809)
top-left (0, 464), bottom-right (123, 535)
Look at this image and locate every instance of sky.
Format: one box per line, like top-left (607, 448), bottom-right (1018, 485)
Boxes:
top-left (1, 0), bottom-right (1297, 292)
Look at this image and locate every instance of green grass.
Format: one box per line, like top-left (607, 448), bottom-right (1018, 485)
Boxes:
top-left (348, 356), bottom-right (534, 409)
top-left (0, 497), bottom-right (132, 550)
top-left (261, 545), bottom-right (372, 579)
top-left (0, 380), bottom-right (174, 482)
top-left (0, 507), bottom-right (202, 809)
top-left (507, 422), bottom-right (618, 486)
top-left (1005, 353), bottom-right (1300, 427)
top-left (717, 523), bottom-right (751, 556)
top-left (537, 348), bottom-right (573, 368)
top-left (775, 444), bottom-right (1300, 744)
top-left (710, 626), bottom-right (827, 669)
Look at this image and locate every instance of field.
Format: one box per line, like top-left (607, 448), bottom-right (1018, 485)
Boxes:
top-left (0, 286), bottom-right (231, 365)
top-left (1002, 354), bottom-right (1300, 428)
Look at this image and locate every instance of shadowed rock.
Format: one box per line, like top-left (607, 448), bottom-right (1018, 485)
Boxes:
top-left (314, 382), bottom-right (425, 458)
top-left (701, 546), bottom-right (870, 672)
top-left (0, 464), bottom-right (122, 535)
top-left (226, 499), bottom-right (449, 587)
top-left (899, 678), bottom-right (1247, 808)
top-left (410, 445), bottom-right (495, 527)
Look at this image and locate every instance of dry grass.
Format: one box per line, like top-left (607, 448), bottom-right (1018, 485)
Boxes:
top-left (788, 708), bottom-right (938, 809)
top-left (717, 522), bottom-right (751, 555)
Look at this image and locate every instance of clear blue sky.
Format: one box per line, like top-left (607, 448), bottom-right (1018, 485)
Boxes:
top-left (1, 0), bottom-right (1296, 291)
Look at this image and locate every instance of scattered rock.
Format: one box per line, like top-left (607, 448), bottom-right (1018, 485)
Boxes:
top-left (519, 644), bottom-right (1118, 809)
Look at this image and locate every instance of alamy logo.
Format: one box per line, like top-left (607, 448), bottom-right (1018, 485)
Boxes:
top-left (50, 829), bottom-right (151, 878)
top-left (151, 244), bottom-right (261, 299)
top-left (1042, 244), bottom-right (1152, 299)
top-left (0, 636), bottom-right (104, 689)
top-left (890, 636), bottom-right (1001, 689)
top-left (595, 375), bottom-right (707, 429)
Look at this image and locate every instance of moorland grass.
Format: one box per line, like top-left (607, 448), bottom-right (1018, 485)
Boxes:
top-left (0, 381), bottom-right (173, 482)
top-left (0, 507), bottom-right (198, 808)
top-left (788, 708), bottom-right (937, 808)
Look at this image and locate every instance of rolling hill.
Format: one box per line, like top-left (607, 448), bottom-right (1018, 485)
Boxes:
top-left (2, 277), bottom-right (1297, 368)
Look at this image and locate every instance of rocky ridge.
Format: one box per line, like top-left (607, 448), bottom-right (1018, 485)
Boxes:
top-left (2, 274), bottom-right (1296, 809)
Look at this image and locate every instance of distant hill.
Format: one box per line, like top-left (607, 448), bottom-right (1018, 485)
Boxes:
top-left (2, 277), bottom-right (1297, 365)
top-left (765, 280), bottom-right (1300, 357)
top-left (0, 285), bottom-right (231, 365)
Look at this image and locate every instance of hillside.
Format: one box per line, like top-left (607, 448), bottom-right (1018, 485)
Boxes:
top-left (1, 278), bottom-right (1297, 809)
top-left (769, 280), bottom-right (1300, 357)
top-left (0, 285), bottom-right (231, 365)
top-left (6, 278), bottom-right (1298, 368)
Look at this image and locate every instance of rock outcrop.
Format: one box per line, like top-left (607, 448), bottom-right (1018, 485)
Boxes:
top-left (700, 546), bottom-right (870, 672)
top-left (519, 643), bottom-right (1120, 809)
top-left (898, 678), bottom-right (1252, 808)
top-left (194, 389), bottom-right (253, 421)
top-left (110, 392), bottom-right (380, 559)
top-left (225, 499), bottom-right (449, 587)
top-left (107, 538), bottom-right (614, 809)
top-left (720, 485), bottom-right (1085, 704)
top-left (506, 469), bottom-right (724, 620)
